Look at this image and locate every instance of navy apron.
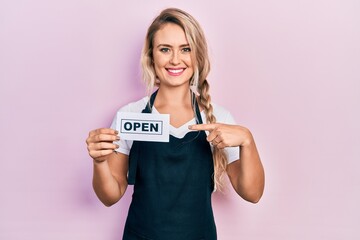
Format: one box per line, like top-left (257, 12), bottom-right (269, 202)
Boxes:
top-left (123, 90), bottom-right (216, 240)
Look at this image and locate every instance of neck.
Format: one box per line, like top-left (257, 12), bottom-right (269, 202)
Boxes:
top-left (155, 85), bottom-right (192, 107)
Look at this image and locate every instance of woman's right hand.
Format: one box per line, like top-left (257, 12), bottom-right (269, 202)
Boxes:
top-left (86, 128), bottom-right (120, 163)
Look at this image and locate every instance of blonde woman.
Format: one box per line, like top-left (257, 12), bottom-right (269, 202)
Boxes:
top-left (86, 8), bottom-right (265, 240)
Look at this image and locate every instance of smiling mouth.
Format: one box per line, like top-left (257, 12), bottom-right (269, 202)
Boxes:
top-left (166, 68), bottom-right (185, 75)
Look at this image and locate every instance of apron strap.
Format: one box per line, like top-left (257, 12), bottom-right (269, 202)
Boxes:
top-left (143, 89), bottom-right (158, 113)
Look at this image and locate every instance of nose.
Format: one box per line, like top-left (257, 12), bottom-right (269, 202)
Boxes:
top-left (170, 51), bottom-right (180, 65)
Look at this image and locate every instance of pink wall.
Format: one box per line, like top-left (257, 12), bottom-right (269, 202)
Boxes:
top-left (1, 0), bottom-right (359, 239)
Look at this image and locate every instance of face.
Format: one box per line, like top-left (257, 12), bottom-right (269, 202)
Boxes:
top-left (152, 23), bottom-right (194, 89)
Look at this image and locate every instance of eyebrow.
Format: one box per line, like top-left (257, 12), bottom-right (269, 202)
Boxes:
top-left (156, 44), bottom-right (190, 48)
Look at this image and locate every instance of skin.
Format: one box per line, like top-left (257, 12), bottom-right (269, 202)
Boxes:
top-left (188, 123), bottom-right (265, 203)
top-left (86, 23), bottom-right (264, 206)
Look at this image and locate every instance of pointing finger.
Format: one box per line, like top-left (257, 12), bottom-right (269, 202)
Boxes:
top-left (188, 123), bottom-right (217, 131)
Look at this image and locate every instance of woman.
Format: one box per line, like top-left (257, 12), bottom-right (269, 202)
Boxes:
top-left (86, 8), bottom-right (265, 240)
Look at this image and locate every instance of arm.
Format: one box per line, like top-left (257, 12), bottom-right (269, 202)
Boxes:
top-left (86, 128), bottom-right (129, 206)
top-left (226, 128), bottom-right (264, 203)
top-left (189, 124), bottom-right (265, 203)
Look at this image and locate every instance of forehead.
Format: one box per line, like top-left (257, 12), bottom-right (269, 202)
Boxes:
top-left (153, 23), bottom-right (188, 46)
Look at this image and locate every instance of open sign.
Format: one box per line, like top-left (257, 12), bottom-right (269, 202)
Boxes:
top-left (121, 119), bottom-right (162, 135)
top-left (116, 112), bottom-right (170, 142)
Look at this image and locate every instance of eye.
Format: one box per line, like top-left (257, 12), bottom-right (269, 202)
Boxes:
top-left (160, 48), bottom-right (170, 53)
top-left (182, 47), bottom-right (191, 53)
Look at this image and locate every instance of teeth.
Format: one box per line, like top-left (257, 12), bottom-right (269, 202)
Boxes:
top-left (168, 69), bottom-right (184, 73)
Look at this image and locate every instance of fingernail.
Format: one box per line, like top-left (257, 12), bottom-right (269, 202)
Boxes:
top-left (115, 130), bottom-right (119, 134)
top-left (188, 125), bottom-right (193, 129)
top-left (116, 136), bottom-right (120, 140)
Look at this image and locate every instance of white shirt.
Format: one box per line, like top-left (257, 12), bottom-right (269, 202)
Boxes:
top-left (111, 96), bottom-right (240, 164)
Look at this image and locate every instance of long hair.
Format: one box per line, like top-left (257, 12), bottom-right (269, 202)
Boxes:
top-left (141, 8), bottom-right (228, 191)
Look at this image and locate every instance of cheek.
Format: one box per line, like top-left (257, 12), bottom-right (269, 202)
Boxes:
top-left (152, 57), bottom-right (162, 69)
top-left (153, 52), bottom-right (168, 65)
top-left (184, 56), bottom-right (193, 67)
top-left (153, 62), bottom-right (164, 74)
top-left (153, 61), bottom-right (165, 77)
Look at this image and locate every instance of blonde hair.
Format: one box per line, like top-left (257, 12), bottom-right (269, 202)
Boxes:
top-left (141, 8), bottom-right (228, 191)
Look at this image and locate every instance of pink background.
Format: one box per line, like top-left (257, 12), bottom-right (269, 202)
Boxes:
top-left (1, 0), bottom-right (359, 239)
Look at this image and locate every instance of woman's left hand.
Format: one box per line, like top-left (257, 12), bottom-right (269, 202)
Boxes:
top-left (188, 123), bottom-right (254, 149)
top-left (190, 123), bottom-right (264, 202)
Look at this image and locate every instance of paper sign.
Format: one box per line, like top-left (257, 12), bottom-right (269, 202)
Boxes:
top-left (116, 112), bottom-right (170, 142)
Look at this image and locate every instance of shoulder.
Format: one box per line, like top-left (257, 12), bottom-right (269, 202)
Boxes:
top-left (117, 96), bottom-right (149, 113)
top-left (211, 102), bottom-right (236, 124)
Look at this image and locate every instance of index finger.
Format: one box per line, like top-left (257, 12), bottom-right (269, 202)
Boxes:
top-left (188, 123), bottom-right (217, 131)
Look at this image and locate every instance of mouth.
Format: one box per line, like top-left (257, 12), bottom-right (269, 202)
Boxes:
top-left (166, 68), bottom-right (186, 76)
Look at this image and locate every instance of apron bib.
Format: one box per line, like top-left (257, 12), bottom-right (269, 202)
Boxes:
top-left (123, 90), bottom-right (216, 240)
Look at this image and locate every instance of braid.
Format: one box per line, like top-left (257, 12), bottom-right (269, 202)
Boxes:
top-left (199, 79), bottom-right (228, 191)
